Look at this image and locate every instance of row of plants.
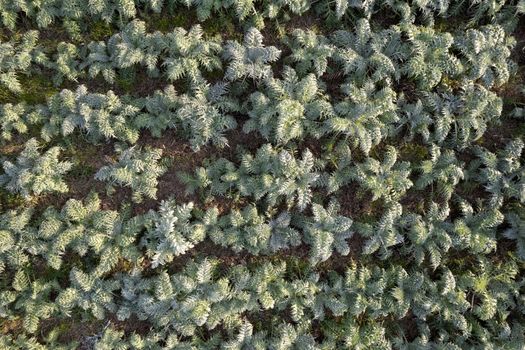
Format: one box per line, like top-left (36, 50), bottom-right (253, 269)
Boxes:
top-left (1, 0), bottom-right (523, 31)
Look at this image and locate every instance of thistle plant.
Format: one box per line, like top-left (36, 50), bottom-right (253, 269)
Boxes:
top-left (37, 193), bottom-right (123, 272)
top-left (223, 28), bottom-right (281, 81)
top-left (471, 138), bottom-right (525, 207)
top-left (415, 145), bottom-right (464, 201)
top-left (0, 138), bottom-right (72, 198)
top-left (186, 0), bottom-right (232, 20)
top-left (422, 83), bottom-right (503, 148)
top-left (134, 85), bottom-right (179, 138)
top-left (325, 79), bottom-right (398, 155)
top-left (163, 25), bottom-right (222, 85)
top-left (182, 144), bottom-right (320, 211)
top-left (85, 0), bottom-right (138, 23)
top-left (81, 20), bottom-right (164, 83)
top-left (401, 24), bottom-right (463, 90)
top-left (348, 146), bottom-right (413, 203)
top-left (0, 103), bottom-right (31, 141)
top-left (0, 208), bottom-right (34, 273)
top-left (82, 40), bottom-right (118, 83)
top-left (140, 200), bottom-right (207, 267)
top-left (454, 25), bottom-right (513, 88)
top-left (244, 66), bottom-right (332, 144)
top-left (175, 81), bottom-right (239, 150)
top-left (400, 202), bottom-right (452, 269)
top-left (300, 200), bottom-right (353, 265)
top-left (452, 198), bottom-right (503, 254)
top-left (0, 31), bottom-right (45, 93)
top-left (51, 42), bottom-right (81, 85)
top-left (397, 98), bottom-right (433, 142)
top-left (104, 20), bottom-right (163, 77)
top-left (285, 29), bottom-right (334, 77)
top-left (331, 19), bottom-right (400, 84)
top-left (210, 205), bottom-right (301, 254)
top-left (95, 144), bottom-right (167, 203)
top-left (41, 85), bottom-right (140, 144)
top-left (56, 267), bottom-right (120, 319)
top-left (353, 202), bottom-right (404, 259)
top-left (459, 257), bottom-right (520, 323)
top-left (9, 272), bottom-right (59, 334)
top-left (264, 0), bottom-right (311, 18)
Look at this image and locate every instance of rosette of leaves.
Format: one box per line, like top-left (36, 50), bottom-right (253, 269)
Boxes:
top-left (187, 0), bottom-right (234, 20)
top-left (175, 81), bottom-right (239, 150)
top-left (0, 103), bottom-right (35, 141)
top-left (264, 0), bottom-right (311, 18)
top-left (470, 139), bottom-right (525, 207)
top-left (81, 20), bottom-right (165, 83)
top-left (82, 40), bottom-right (118, 83)
top-left (9, 271), bottom-right (59, 333)
top-left (244, 66), bottom-right (333, 144)
top-left (0, 207), bottom-right (34, 273)
top-left (36, 193), bottom-right (124, 273)
top-left (182, 144), bottom-right (320, 211)
top-left (50, 42), bottom-right (81, 85)
top-left (415, 144), bottom-right (464, 201)
top-left (208, 205), bottom-right (301, 254)
top-left (95, 144), bottom-right (168, 203)
top-left (41, 85), bottom-right (141, 144)
top-left (134, 85), bottom-right (180, 138)
top-left (140, 200), bottom-right (207, 267)
top-left (400, 24), bottom-right (463, 90)
top-left (56, 267), bottom-right (120, 320)
top-left (452, 198), bottom-right (503, 254)
top-left (223, 27), bottom-right (281, 81)
top-left (454, 25), bottom-right (513, 88)
top-left (422, 83), bottom-right (502, 148)
top-left (0, 138), bottom-right (72, 198)
top-left (458, 257), bottom-right (520, 324)
top-left (284, 29), bottom-right (334, 77)
top-left (300, 200), bottom-right (353, 265)
top-left (331, 19), bottom-right (400, 84)
top-left (0, 31), bottom-right (46, 93)
top-left (325, 79), bottom-right (398, 155)
top-left (163, 24), bottom-right (222, 85)
top-left (353, 202), bottom-right (404, 259)
top-left (399, 202), bottom-right (453, 269)
top-left (348, 146), bottom-right (413, 203)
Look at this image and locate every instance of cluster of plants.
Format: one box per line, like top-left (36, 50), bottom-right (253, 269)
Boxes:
top-left (0, 0), bottom-right (524, 348)
top-left (0, 0), bottom-right (524, 31)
